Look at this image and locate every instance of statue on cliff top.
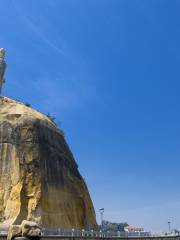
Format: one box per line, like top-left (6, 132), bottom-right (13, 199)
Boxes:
top-left (0, 48), bottom-right (6, 95)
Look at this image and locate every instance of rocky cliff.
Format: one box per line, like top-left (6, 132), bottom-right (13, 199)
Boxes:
top-left (0, 96), bottom-right (97, 229)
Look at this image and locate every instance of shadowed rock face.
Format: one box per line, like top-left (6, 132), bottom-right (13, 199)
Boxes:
top-left (0, 97), bottom-right (97, 229)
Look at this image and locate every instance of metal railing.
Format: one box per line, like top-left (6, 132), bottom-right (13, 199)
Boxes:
top-left (0, 227), bottom-right (179, 238)
top-left (41, 229), bottom-right (151, 238)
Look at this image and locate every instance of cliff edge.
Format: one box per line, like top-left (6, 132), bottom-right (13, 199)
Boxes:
top-left (0, 96), bottom-right (97, 229)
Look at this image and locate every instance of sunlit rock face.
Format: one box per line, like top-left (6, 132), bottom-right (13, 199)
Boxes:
top-left (0, 97), bottom-right (97, 229)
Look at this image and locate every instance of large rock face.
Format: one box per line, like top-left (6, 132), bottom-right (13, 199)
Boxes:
top-left (0, 97), bottom-right (97, 229)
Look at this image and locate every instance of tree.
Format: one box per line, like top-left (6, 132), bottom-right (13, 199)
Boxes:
top-left (100, 220), bottom-right (128, 232)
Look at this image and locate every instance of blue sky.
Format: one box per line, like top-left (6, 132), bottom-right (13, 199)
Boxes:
top-left (1, 0), bottom-right (180, 232)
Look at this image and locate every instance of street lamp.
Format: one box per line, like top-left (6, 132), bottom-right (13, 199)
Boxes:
top-left (168, 221), bottom-right (171, 233)
top-left (99, 208), bottom-right (104, 231)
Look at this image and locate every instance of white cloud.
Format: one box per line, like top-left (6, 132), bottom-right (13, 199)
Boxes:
top-left (11, 0), bottom-right (65, 56)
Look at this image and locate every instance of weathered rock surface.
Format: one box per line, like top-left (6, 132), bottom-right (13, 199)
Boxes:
top-left (0, 96), bottom-right (97, 229)
top-left (7, 220), bottom-right (41, 240)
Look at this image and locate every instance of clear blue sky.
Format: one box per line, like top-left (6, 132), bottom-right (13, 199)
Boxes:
top-left (1, 0), bottom-right (180, 232)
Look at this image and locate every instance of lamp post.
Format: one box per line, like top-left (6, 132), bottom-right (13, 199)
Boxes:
top-left (168, 221), bottom-right (171, 233)
top-left (99, 208), bottom-right (104, 231)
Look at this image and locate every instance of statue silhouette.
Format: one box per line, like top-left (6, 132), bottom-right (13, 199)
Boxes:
top-left (0, 48), bottom-right (6, 95)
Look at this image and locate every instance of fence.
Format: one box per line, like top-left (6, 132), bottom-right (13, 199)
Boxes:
top-left (1, 227), bottom-right (179, 239)
top-left (41, 229), bottom-right (151, 237)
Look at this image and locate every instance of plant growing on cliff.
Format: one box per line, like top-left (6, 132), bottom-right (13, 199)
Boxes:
top-left (24, 102), bottom-right (31, 107)
top-left (46, 112), bottom-right (56, 124)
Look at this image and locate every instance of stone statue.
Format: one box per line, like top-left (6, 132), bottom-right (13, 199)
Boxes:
top-left (0, 48), bottom-right (6, 95)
